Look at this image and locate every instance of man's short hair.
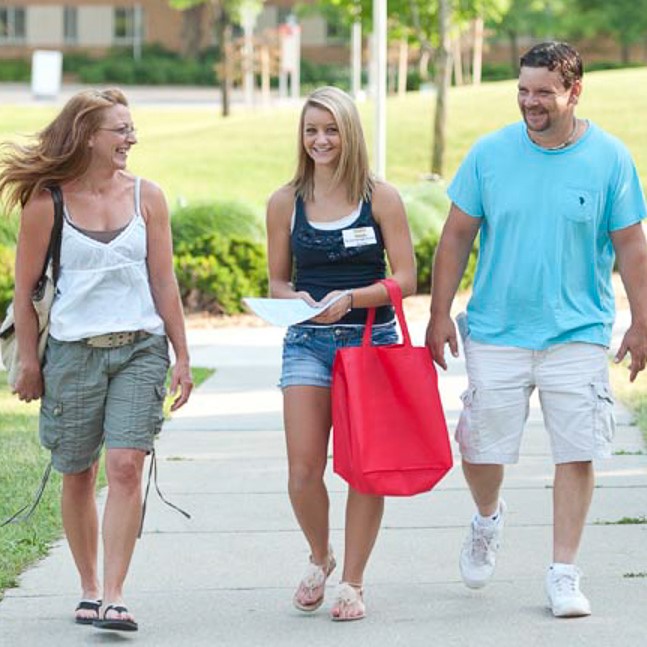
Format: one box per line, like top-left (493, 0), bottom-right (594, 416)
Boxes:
top-left (519, 42), bottom-right (583, 89)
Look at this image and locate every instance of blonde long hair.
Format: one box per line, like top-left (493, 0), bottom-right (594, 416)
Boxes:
top-left (289, 86), bottom-right (374, 204)
top-left (0, 88), bottom-right (128, 211)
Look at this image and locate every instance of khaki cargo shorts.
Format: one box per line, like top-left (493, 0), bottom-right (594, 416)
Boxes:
top-left (39, 333), bottom-right (170, 474)
top-left (457, 335), bottom-right (615, 465)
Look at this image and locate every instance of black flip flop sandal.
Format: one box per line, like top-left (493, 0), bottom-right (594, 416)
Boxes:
top-left (93, 604), bottom-right (139, 632)
top-left (74, 599), bottom-right (102, 625)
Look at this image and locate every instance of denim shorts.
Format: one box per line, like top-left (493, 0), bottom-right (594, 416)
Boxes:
top-left (279, 322), bottom-right (398, 389)
top-left (39, 333), bottom-right (170, 474)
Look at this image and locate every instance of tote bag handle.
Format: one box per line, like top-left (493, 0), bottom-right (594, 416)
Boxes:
top-left (362, 278), bottom-right (411, 347)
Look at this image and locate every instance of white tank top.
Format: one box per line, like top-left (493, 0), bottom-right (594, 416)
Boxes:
top-left (49, 177), bottom-right (166, 341)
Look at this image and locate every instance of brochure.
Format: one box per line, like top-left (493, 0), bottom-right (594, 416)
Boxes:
top-left (243, 291), bottom-right (351, 327)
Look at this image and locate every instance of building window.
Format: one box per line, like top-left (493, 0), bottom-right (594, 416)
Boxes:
top-left (64, 7), bottom-right (78, 45)
top-left (114, 6), bottom-right (147, 45)
top-left (326, 20), bottom-right (348, 43)
top-left (114, 7), bottom-right (134, 43)
top-left (113, 6), bottom-right (145, 46)
top-left (0, 7), bottom-right (26, 45)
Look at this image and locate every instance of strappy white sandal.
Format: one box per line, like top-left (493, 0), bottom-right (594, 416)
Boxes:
top-left (331, 582), bottom-right (365, 621)
top-left (293, 548), bottom-right (336, 612)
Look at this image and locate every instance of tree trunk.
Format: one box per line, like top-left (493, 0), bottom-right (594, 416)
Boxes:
top-left (621, 38), bottom-right (631, 65)
top-left (215, 5), bottom-right (232, 117)
top-left (432, 0), bottom-right (451, 177)
top-left (472, 16), bottom-right (483, 85)
top-left (452, 32), bottom-right (463, 86)
top-left (181, 4), bottom-right (204, 58)
top-left (508, 29), bottom-right (519, 75)
top-left (398, 38), bottom-right (408, 96)
top-left (419, 49), bottom-right (430, 81)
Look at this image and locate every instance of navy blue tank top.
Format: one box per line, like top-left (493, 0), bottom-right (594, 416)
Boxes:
top-left (292, 195), bottom-right (393, 325)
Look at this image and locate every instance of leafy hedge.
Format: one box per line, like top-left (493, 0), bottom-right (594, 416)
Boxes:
top-left (0, 59), bottom-right (30, 82)
top-left (414, 231), bottom-right (478, 294)
top-left (174, 234), bottom-right (267, 314)
top-left (171, 201), bottom-right (264, 248)
top-left (0, 245), bottom-right (15, 321)
top-left (399, 180), bottom-right (450, 244)
top-left (0, 214), bottom-right (19, 246)
top-left (171, 200), bottom-right (267, 314)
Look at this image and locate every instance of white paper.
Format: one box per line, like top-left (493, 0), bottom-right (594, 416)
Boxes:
top-left (243, 291), bottom-right (351, 327)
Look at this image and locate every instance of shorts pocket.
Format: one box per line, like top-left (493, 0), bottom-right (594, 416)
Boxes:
top-left (39, 399), bottom-right (65, 450)
top-left (456, 386), bottom-right (478, 447)
top-left (592, 381), bottom-right (615, 442)
top-left (153, 384), bottom-right (167, 436)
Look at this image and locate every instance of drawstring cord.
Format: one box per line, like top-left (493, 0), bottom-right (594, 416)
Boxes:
top-left (1, 461), bottom-right (53, 527)
top-left (2, 450), bottom-right (191, 536)
top-left (138, 448), bottom-right (191, 538)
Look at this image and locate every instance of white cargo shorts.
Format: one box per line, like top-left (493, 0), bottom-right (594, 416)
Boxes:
top-left (457, 332), bottom-right (615, 465)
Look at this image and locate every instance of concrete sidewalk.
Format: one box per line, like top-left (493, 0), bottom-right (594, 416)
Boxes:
top-left (1, 317), bottom-right (646, 646)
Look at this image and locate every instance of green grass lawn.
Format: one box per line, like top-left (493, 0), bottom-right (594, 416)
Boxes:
top-left (0, 365), bottom-right (214, 601)
top-left (0, 372), bottom-right (62, 598)
top-left (0, 67), bottom-right (646, 210)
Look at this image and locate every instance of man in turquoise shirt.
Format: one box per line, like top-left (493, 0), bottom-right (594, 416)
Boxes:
top-left (426, 42), bottom-right (647, 618)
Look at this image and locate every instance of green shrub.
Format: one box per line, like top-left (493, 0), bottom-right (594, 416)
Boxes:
top-left (414, 231), bottom-right (478, 294)
top-left (174, 234), bottom-right (267, 315)
top-left (0, 59), bottom-right (30, 82)
top-left (300, 60), bottom-right (353, 93)
top-left (0, 214), bottom-right (19, 246)
top-left (400, 180), bottom-right (450, 244)
top-left (0, 245), bottom-right (15, 320)
top-left (171, 201), bottom-right (264, 249)
top-left (414, 230), bottom-right (439, 294)
top-left (75, 47), bottom-right (217, 86)
top-left (481, 62), bottom-right (517, 82)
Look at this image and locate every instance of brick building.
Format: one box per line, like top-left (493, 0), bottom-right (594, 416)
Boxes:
top-left (0, 1), bottom-right (346, 63)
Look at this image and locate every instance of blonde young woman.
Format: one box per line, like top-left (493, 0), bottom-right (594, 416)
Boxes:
top-left (266, 86), bottom-right (416, 621)
top-left (0, 89), bottom-right (192, 631)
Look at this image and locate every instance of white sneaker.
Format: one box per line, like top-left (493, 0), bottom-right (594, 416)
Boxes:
top-left (459, 500), bottom-right (506, 589)
top-left (546, 564), bottom-right (591, 617)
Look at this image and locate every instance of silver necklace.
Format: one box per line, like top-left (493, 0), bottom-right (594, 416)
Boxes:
top-left (548, 118), bottom-right (579, 150)
top-left (531, 118), bottom-right (579, 150)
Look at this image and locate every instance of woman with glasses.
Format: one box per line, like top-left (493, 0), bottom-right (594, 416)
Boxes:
top-left (0, 88), bottom-right (192, 632)
top-left (266, 86), bottom-right (416, 621)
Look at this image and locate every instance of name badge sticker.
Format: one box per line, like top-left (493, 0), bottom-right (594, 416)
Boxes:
top-left (342, 227), bottom-right (377, 248)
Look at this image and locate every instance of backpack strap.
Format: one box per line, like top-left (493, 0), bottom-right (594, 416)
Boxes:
top-left (47, 186), bottom-right (64, 286)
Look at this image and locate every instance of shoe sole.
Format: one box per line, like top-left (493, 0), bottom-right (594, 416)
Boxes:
top-left (549, 604), bottom-right (591, 618)
top-left (93, 620), bottom-right (138, 631)
top-left (293, 596), bottom-right (325, 613)
top-left (331, 613), bottom-right (366, 622)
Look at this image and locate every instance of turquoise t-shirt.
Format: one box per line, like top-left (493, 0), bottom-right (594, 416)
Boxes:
top-left (448, 121), bottom-right (647, 350)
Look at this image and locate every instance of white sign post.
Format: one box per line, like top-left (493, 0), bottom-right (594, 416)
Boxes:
top-left (373, 0), bottom-right (387, 178)
top-left (279, 15), bottom-right (301, 100)
top-left (31, 50), bottom-right (63, 99)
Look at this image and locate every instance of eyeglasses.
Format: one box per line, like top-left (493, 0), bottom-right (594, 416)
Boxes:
top-left (99, 125), bottom-right (137, 137)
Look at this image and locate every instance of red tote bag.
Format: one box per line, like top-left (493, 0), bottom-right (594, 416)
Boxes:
top-left (332, 279), bottom-right (452, 496)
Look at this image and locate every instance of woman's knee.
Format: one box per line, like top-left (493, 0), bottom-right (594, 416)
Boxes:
top-left (63, 462), bottom-right (99, 494)
top-left (106, 450), bottom-right (145, 492)
top-left (288, 462), bottom-right (326, 494)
